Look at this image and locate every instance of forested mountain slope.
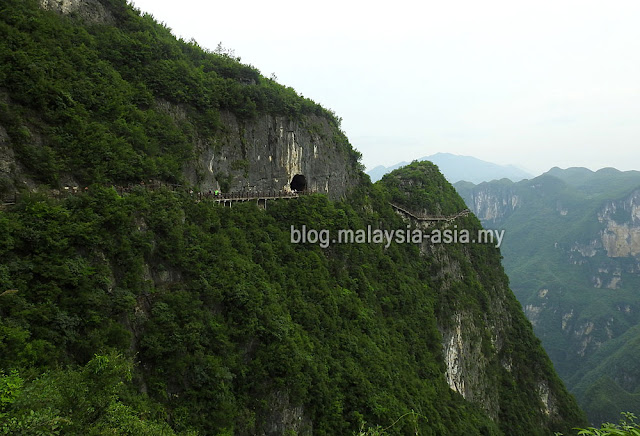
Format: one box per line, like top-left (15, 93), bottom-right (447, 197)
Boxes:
top-left (0, 1), bottom-right (584, 434)
top-left (0, 0), bottom-right (359, 197)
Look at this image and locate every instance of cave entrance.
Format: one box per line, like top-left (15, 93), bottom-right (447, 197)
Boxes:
top-left (290, 174), bottom-right (307, 192)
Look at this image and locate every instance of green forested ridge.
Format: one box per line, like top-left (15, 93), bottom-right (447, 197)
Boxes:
top-left (380, 161), bottom-right (468, 216)
top-left (569, 324), bottom-right (640, 426)
top-left (0, 180), bottom-right (584, 434)
top-left (455, 168), bottom-right (640, 425)
top-left (0, 186), bottom-right (465, 434)
top-left (380, 162), bottom-right (586, 433)
top-left (0, 0), bottom-right (585, 434)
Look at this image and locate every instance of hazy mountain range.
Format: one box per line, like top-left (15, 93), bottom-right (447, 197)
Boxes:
top-left (367, 152), bottom-right (533, 183)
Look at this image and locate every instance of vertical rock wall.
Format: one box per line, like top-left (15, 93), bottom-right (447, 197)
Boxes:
top-left (184, 111), bottom-right (358, 199)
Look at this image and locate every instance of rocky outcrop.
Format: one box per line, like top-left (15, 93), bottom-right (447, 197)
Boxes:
top-left (537, 380), bottom-right (557, 417)
top-left (457, 184), bottom-right (520, 226)
top-left (180, 109), bottom-right (358, 199)
top-left (256, 391), bottom-right (312, 436)
top-left (440, 311), bottom-right (498, 419)
top-left (38, 0), bottom-right (114, 24)
top-left (599, 189), bottom-right (640, 258)
top-left (0, 125), bottom-right (14, 188)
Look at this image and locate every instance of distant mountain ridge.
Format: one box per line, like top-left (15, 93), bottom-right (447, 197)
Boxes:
top-left (367, 152), bottom-right (533, 183)
top-left (455, 166), bottom-right (640, 424)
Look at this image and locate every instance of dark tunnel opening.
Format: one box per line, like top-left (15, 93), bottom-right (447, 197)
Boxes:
top-left (290, 174), bottom-right (307, 192)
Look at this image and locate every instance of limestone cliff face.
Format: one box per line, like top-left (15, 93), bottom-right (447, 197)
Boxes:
top-left (564, 188), bottom-right (640, 291)
top-left (181, 109), bottom-right (358, 199)
top-left (440, 310), bottom-right (498, 418)
top-left (38, 0), bottom-right (114, 24)
top-left (457, 184), bottom-right (520, 226)
top-left (599, 189), bottom-right (640, 258)
top-left (1, 98), bottom-right (357, 200)
top-left (419, 227), bottom-right (562, 426)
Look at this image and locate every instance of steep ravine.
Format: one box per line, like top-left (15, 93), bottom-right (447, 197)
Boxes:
top-left (455, 170), bottom-right (640, 424)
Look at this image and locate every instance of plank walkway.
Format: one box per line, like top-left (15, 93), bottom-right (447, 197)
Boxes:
top-left (211, 191), bottom-right (305, 209)
top-left (389, 203), bottom-right (470, 222)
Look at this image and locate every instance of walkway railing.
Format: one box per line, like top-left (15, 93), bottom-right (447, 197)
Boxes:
top-left (389, 203), bottom-right (470, 222)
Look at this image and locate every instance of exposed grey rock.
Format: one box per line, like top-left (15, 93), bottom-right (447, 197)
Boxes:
top-left (254, 390), bottom-right (312, 436)
top-left (38, 0), bottom-right (114, 24)
top-left (179, 109), bottom-right (358, 200)
top-left (599, 190), bottom-right (640, 257)
top-left (0, 125), bottom-right (13, 175)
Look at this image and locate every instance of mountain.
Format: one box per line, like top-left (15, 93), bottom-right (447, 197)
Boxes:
top-left (367, 153), bottom-right (533, 183)
top-left (0, 0), bottom-right (359, 198)
top-left (0, 0), bottom-right (585, 434)
top-left (367, 161), bottom-right (409, 182)
top-left (455, 167), bottom-right (640, 424)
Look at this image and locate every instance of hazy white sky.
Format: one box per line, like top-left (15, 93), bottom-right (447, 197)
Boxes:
top-left (130, 0), bottom-right (639, 175)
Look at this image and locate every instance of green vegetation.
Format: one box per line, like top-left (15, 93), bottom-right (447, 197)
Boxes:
top-left (0, 352), bottom-right (179, 435)
top-left (0, 175), bottom-right (585, 434)
top-left (381, 161), bottom-right (468, 215)
top-left (0, 186), bottom-right (485, 434)
top-left (571, 413), bottom-right (640, 436)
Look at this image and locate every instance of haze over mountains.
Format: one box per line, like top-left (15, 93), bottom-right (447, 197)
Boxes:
top-left (367, 152), bottom-right (533, 184)
top-left (455, 167), bottom-right (640, 425)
